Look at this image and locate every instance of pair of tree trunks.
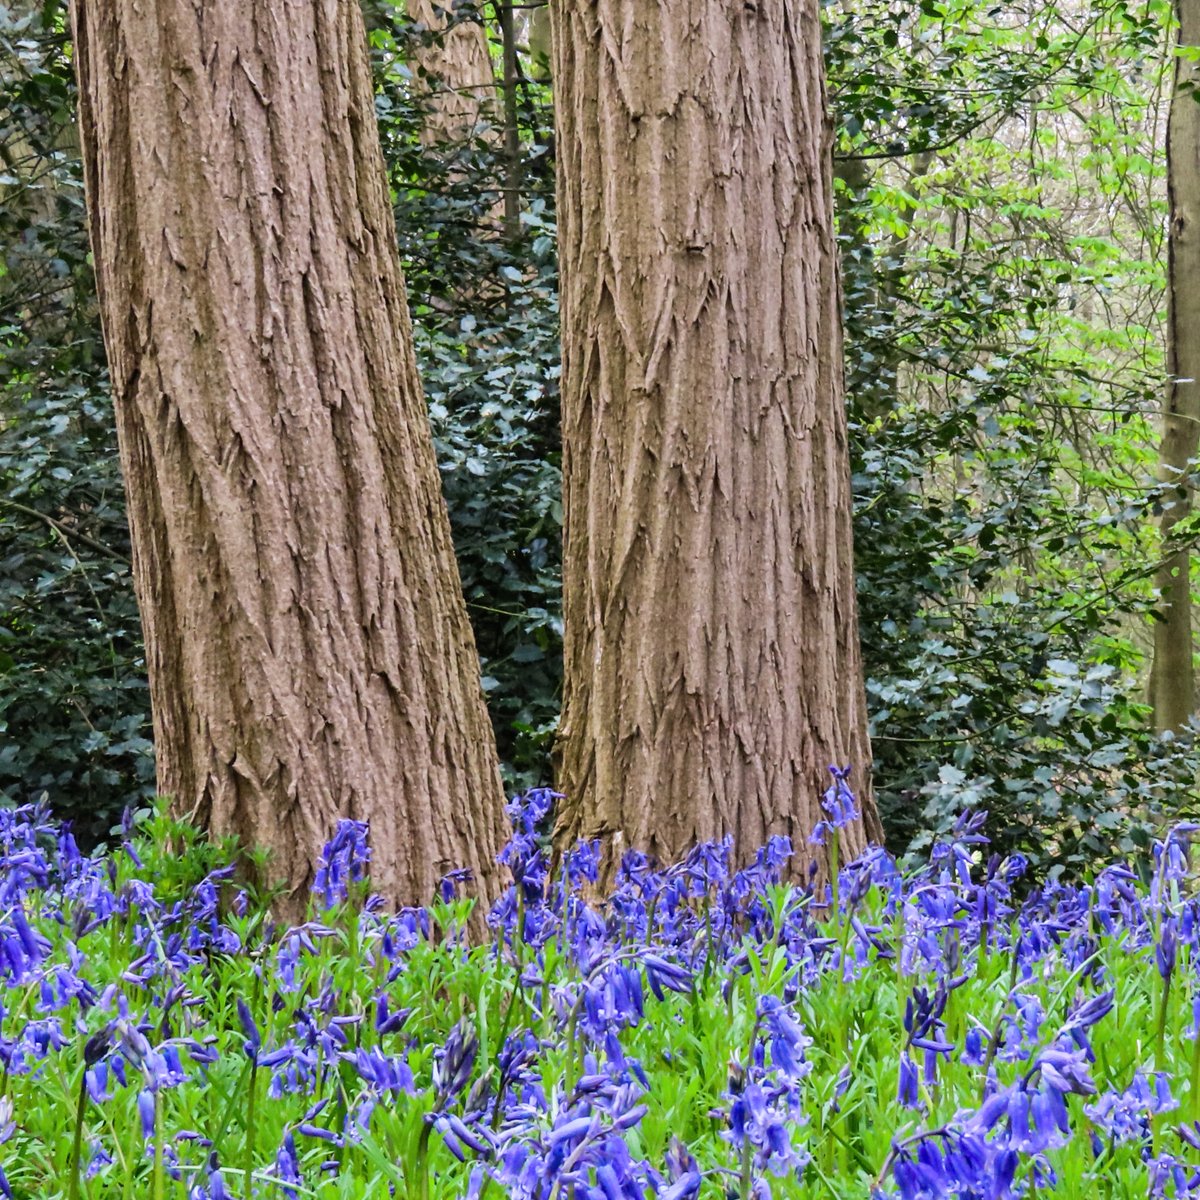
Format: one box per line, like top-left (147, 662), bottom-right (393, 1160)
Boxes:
top-left (71, 0), bottom-right (878, 909)
top-left (1152, 0), bottom-right (1200, 735)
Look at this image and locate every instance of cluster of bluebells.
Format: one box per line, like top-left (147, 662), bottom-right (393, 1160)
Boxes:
top-left (3, 786), bottom-right (1200, 1198)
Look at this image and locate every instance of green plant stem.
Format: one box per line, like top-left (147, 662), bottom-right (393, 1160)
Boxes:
top-left (243, 1060), bottom-right (259, 1199)
top-left (122, 1110), bottom-right (140, 1200)
top-left (490, 893), bottom-right (528, 1127)
top-left (830, 829), bottom-right (841, 924)
top-left (68, 1069), bottom-right (88, 1200)
top-left (1156, 969), bottom-right (1173, 1072)
top-left (980, 947), bottom-right (1021, 1098)
top-left (414, 1121), bottom-right (433, 1200)
top-left (1191, 1028), bottom-right (1200, 1124)
top-left (739, 1136), bottom-right (753, 1200)
top-left (152, 1094), bottom-right (164, 1200)
top-left (564, 1005), bottom-right (580, 1099)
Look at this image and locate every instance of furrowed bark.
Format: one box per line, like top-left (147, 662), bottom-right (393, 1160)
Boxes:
top-left (551, 0), bottom-right (881, 876)
top-left (71, 0), bottom-right (508, 911)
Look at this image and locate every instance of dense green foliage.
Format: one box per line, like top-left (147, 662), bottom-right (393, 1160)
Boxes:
top-left (372, 9), bottom-right (563, 783)
top-left (0, 16), bottom-right (148, 845)
top-left (2, 1), bottom-right (1198, 868)
top-left (831, 0), bottom-right (1200, 867)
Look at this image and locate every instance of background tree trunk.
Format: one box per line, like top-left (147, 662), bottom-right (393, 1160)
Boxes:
top-left (407, 0), bottom-right (497, 146)
top-left (71, 0), bottom-right (508, 909)
top-left (1152, 0), bottom-right (1200, 733)
top-left (494, 0), bottom-right (523, 238)
top-left (551, 0), bottom-right (881, 874)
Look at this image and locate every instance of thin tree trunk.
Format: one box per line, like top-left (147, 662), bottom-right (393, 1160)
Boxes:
top-left (551, 0), bottom-right (881, 876)
top-left (495, 0), bottom-right (523, 239)
top-left (71, 0), bottom-right (508, 910)
top-left (407, 0), bottom-right (497, 146)
top-left (1152, 0), bottom-right (1200, 733)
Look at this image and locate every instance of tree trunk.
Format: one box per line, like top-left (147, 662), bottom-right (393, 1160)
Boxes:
top-left (70, 0), bottom-right (509, 910)
top-left (407, 0), bottom-right (497, 146)
top-left (494, 0), bottom-right (523, 238)
top-left (1152, 0), bottom-right (1200, 734)
top-left (551, 0), bottom-right (881, 875)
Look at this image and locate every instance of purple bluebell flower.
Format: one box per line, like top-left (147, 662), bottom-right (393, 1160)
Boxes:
top-left (137, 1090), bottom-right (156, 1139)
top-left (823, 766), bottom-right (860, 828)
top-left (236, 998), bottom-right (260, 1060)
top-left (438, 868), bottom-right (473, 903)
top-left (86, 1139), bottom-right (113, 1179)
top-left (961, 1026), bottom-right (988, 1068)
top-left (275, 1132), bottom-right (302, 1200)
top-left (897, 1052), bottom-right (919, 1108)
top-left (643, 954), bottom-right (692, 1001)
top-left (757, 996), bottom-right (812, 1081)
top-left (566, 840), bottom-right (602, 886)
top-left (312, 819), bottom-right (371, 908)
top-left (1158, 918), bottom-right (1179, 980)
top-left (725, 1081), bottom-right (809, 1178)
top-left (809, 767), bottom-right (861, 847)
top-left (373, 994), bottom-right (411, 1037)
top-left (433, 1017), bottom-right (479, 1106)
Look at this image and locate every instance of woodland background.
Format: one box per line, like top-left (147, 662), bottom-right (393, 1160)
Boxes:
top-left (2, 0), bottom-right (1198, 875)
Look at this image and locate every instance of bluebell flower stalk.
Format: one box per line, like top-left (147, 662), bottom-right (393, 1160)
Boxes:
top-left (237, 994), bottom-right (263, 1199)
top-left (1158, 918), bottom-right (1180, 1072)
top-left (809, 766), bottom-right (860, 923)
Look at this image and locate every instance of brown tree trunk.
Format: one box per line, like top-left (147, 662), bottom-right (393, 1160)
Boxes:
top-left (407, 0), bottom-right (497, 145)
top-left (1152, 0), bottom-right (1200, 734)
top-left (551, 0), bottom-right (881, 876)
top-left (70, 0), bottom-right (508, 911)
top-left (494, 0), bottom-right (523, 238)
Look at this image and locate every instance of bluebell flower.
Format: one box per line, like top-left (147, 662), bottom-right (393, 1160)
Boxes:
top-left (725, 1081), bottom-right (809, 1178)
top-left (236, 998), bottom-right (260, 1061)
top-left (274, 1132), bottom-right (302, 1200)
top-left (897, 1051), bottom-right (919, 1108)
top-left (433, 1017), bottom-right (479, 1106)
top-left (1148, 1153), bottom-right (1200, 1198)
top-left (757, 996), bottom-right (812, 1081)
top-left (192, 1153), bottom-right (232, 1200)
top-left (438, 868), bottom-right (473, 903)
top-left (297, 1121), bottom-right (342, 1146)
top-left (86, 1139), bottom-right (113, 1179)
top-left (373, 994), bottom-right (411, 1037)
top-left (312, 819), bottom-right (371, 908)
top-left (1150, 826), bottom-right (1200, 908)
top-left (258, 1040), bottom-right (320, 1098)
top-left (681, 838), bottom-right (733, 895)
top-left (343, 1045), bottom-right (415, 1093)
top-left (431, 1112), bottom-right (494, 1160)
top-left (1064, 988), bottom-right (1114, 1035)
top-left (961, 1025), bottom-right (988, 1068)
top-left (567, 841), bottom-right (602, 886)
top-left (823, 766), bottom-right (860, 828)
top-left (83, 1025), bottom-right (112, 1066)
top-left (1158, 917), bottom-right (1179, 980)
top-left (137, 1089), bottom-right (156, 1139)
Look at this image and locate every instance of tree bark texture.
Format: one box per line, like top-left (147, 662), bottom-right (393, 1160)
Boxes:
top-left (1152, 0), bottom-right (1200, 733)
top-left (71, 0), bottom-right (509, 909)
top-left (551, 0), bottom-right (881, 874)
top-left (407, 0), bottom-right (497, 146)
